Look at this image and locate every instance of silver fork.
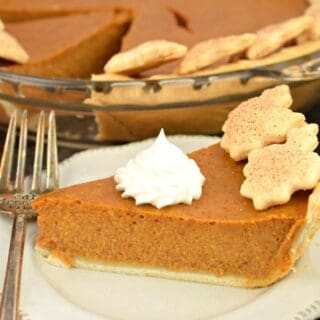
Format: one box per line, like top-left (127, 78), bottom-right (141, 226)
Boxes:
top-left (0, 110), bottom-right (59, 320)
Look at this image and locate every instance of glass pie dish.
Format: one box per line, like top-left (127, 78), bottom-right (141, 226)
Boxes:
top-left (1, 41), bottom-right (320, 148)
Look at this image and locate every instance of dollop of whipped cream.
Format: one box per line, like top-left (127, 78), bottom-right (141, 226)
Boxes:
top-left (114, 129), bottom-right (205, 209)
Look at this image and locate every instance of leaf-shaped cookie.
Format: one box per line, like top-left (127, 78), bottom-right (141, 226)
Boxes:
top-left (247, 15), bottom-right (314, 59)
top-left (220, 85), bottom-right (305, 161)
top-left (307, 182), bottom-right (320, 222)
top-left (177, 33), bottom-right (256, 75)
top-left (308, 0), bottom-right (320, 4)
top-left (241, 124), bottom-right (320, 210)
top-left (0, 19), bottom-right (4, 31)
top-left (0, 30), bottom-right (29, 64)
top-left (304, 3), bottom-right (320, 40)
top-left (104, 40), bottom-right (187, 75)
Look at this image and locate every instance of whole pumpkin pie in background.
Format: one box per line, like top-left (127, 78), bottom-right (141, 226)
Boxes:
top-left (0, 0), bottom-right (312, 77)
top-left (32, 85), bottom-right (320, 288)
top-left (1, 0), bottom-right (320, 145)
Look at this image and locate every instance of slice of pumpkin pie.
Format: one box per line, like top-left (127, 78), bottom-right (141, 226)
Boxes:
top-left (32, 85), bottom-right (320, 288)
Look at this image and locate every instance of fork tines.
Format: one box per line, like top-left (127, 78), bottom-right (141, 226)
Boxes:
top-left (46, 111), bottom-right (59, 192)
top-left (0, 110), bottom-right (59, 195)
top-left (15, 110), bottom-right (27, 193)
top-left (0, 111), bottom-right (17, 193)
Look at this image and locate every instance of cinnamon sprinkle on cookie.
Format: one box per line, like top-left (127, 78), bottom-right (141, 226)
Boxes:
top-left (220, 85), bottom-right (305, 161)
top-left (241, 124), bottom-right (320, 210)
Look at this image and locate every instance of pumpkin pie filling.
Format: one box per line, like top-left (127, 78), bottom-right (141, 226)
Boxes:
top-left (0, 11), bottom-right (131, 78)
top-left (32, 143), bottom-right (314, 288)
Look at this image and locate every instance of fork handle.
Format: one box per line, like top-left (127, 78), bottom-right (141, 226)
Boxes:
top-left (0, 214), bottom-right (27, 320)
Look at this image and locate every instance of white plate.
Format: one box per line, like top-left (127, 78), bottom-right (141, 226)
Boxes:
top-left (1, 135), bottom-right (320, 320)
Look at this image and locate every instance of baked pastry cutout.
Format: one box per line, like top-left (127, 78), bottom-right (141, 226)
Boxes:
top-left (220, 85), bottom-right (305, 161)
top-left (97, 1), bottom-right (320, 77)
top-left (0, 20), bottom-right (29, 64)
top-left (221, 84), bottom-right (320, 210)
top-left (241, 124), bottom-right (320, 210)
top-left (247, 16), bottom-right (314, 59)
top-left (104, 40), bottom-right (187, 75)
top-left (305, 3), bottom-right (320, 40)
top-left (0, 31), bottom-right (29, 63)
top-left (177, 33), bottom-right (256, 75)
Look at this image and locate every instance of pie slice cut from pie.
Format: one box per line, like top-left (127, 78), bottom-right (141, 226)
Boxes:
top-left (32, 142), bottom-right (319, 288)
